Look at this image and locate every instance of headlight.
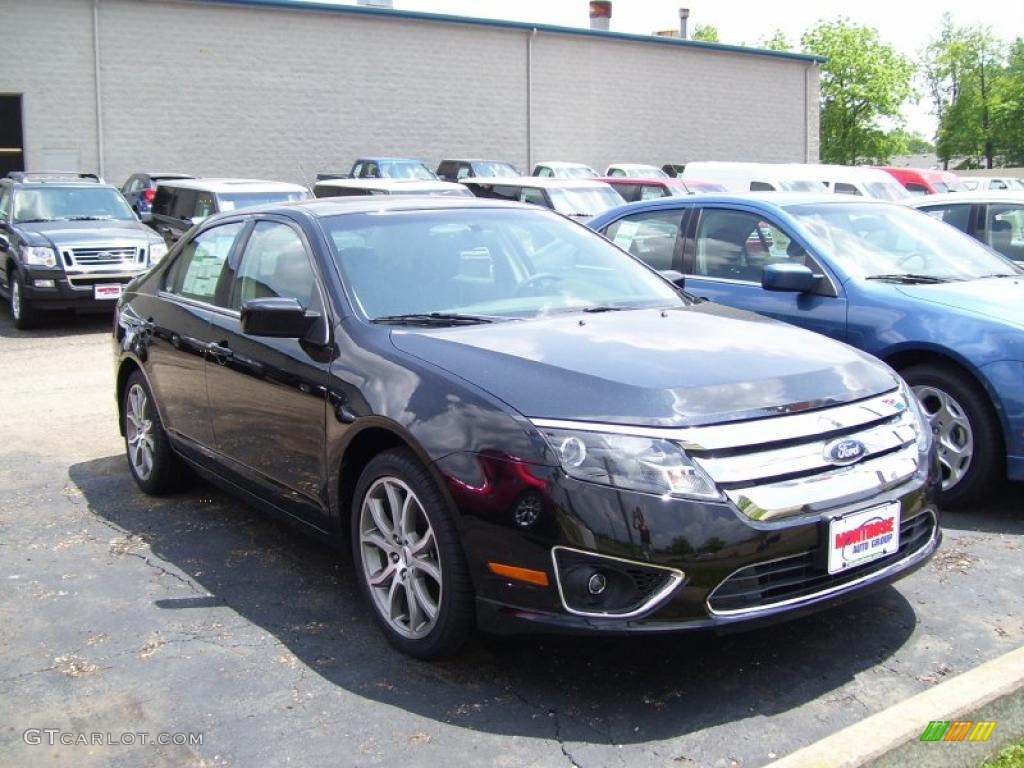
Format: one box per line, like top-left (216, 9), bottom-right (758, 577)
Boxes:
top-left (149, 242), bottom-right (168, 264)
top-left (899, 379), bottom-right (933, 454)
top-left (539, 426), bottom-right (722, 501)
top-left (21, 245), bottom-right (57, 268)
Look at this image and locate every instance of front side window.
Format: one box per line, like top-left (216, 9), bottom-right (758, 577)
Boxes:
top-left (545, 186), bottom-right (624, 217)
top-left (603, 209), bottom-right (684, 270)
top-left (750, 181), bottom-right (776, 191)
top-left (519, 188), bottom-right (548, 207)
top-left (640, 185), bottom-right (669, 201)
top-left (323, 208), bottom-right (685, 321)
top-left (233, 221), bottom-right (318, 309)
top-left (12, 186), bottom-right (135, 223)
top-left (788, 203), bottom-right (1023, 280)
top-left (990, 179), bottom-right (1007, 190)
top-left (693, 209), bottom-right (808, 282)
top-left (906, 183), bottom-right (930, 196)
top-left (987, 204), bottom-right (1024, 262)
top-left (170, 222), bottom-right (245, 304)
top-left (0, 186), bottom-right (10, 220)
top-left (834, 182), bottom-right (861, 196)
top-left (536, 166), bottom-right (554, 178)
top-left (377, 161), bottom-right (434, 180)
top-left (472, 162), bottom-right (518, 178)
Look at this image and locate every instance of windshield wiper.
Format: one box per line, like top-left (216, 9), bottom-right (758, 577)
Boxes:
top-left (581, 305), bottom-right (628, 313)
top-left (16, 217), bottom-right (59, 223)
top-left (865, 273), bottom-right (951, 284)
top-left (66, 215), bottom-right (116, 221)
top-left (371, 312), bottom-right (501, 326)
top-left (976, 273), bottom-right (1021, 279)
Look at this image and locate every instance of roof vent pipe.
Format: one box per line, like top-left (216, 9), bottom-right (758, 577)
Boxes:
top-left (679, 8), bottom-right (690, 39)
top-left (589, 1), bottom-right (611, 31)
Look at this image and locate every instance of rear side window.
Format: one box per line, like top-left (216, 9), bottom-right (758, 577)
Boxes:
top-left (750, 181), bottom-right (776, 191)
top-left (170, 189), bottom-right (199, 220)
top-left (151, 186), bottom-right (174, 216)
top-left (905, 183), bottom-right (930, 196)
top-left (0, 187), bottom-right (10, 220)
top-left (834, 182), bottom-right (861, 196)
top-left (919, 203), bottom-right (971, 234)
top-left (604, 209), bottom-right (684, 270)
top-left (169, 222), bottom-right (245, 304)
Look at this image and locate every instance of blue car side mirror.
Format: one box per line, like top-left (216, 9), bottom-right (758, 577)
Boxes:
top-left (762, 262), bottom-right (817, 293)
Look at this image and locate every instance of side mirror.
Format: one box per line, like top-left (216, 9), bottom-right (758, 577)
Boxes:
top-left (241, 297), bottom-right (319, 338)
top-left (659, 269), bottom-right (686, 289)
top-left (762, 262), bottom-right (817, 293)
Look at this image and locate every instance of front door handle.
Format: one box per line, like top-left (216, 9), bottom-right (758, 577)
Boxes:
top-left (207, 341), bottom-right (233, 363)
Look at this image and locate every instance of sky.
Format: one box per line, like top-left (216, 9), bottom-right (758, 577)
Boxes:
top-left (299, 0), bottom-right (1024, 139)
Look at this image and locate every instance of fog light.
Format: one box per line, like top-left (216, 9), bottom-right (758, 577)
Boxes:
top-left (34, 279), bottom-right (55, 288)
top-left (587, 572), bottom-right (607, 595)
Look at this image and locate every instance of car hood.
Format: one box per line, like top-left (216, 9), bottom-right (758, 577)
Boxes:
top-left (896, 277), bottom-right (1024, 328)
top-left (19, 220), bottom-right (159, 248)
top-left (389, 304), bottom-right (899, 427)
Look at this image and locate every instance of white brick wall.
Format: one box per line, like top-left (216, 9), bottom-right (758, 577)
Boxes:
top-left (0, 0), bottom-right (820, 186)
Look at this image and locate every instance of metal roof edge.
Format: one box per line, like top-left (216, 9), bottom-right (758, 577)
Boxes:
top-left (191, 0), bottom-right (826, 63)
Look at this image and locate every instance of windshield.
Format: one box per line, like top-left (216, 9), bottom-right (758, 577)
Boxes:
top-left (780, 180), bottom-right (826, 192)
top-left (932, 181), bottom-right (964, 193)
top-left (323, 208), bottom-right (685, 321)
top-left (864, 181), bottom-right (911, 201)
top-left (547, 186), bottom-right (625, 217)
top-left (379, 161), bottom-right (436, 180)
top-left (559, 166), bottom-right (599, 179)
top-left (13, 186), bottom-right (135, 222)
top-left (218, 190), bottom-right (310, 211)
top-left (473, 162), bottom-right (519, 178)
top-left (684, 181), bottom-right (727, 195)
top-left (788, 202), bottom-right (1023, 280)
top-left (624, 166), bottom-right (669, 178)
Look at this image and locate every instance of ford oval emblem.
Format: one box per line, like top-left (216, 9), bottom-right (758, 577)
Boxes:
top-left (824, 438), bottom-right (867, 465)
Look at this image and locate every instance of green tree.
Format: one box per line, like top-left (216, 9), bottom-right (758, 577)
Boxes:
top-left (760, 29), bottom-right (791, 52)
top-left (992, 38), bottom-right (1024, 165)
top-left (690, 24), bottom-right (720, 43)
top-left (887, 128), bottom-right (936, 155)
top-left (801, 19), bottom-right (915, 164)
top-left (924, 15), bottom-right (1007, 168)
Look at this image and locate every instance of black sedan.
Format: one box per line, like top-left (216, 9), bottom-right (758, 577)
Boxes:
top-left (113, 197), bottom-right (939, 657)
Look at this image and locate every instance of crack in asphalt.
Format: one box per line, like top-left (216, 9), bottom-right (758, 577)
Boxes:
top-left (123, 551), bottom-right (205, 595)
top-left (505, 686), bottom-right (625, 768)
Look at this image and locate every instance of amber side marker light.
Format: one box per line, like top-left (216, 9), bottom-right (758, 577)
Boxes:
top-left (487, 562), bottom-right (550, 587)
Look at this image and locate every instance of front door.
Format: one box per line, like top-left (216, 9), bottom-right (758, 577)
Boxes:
top-left (683, 206), bottom-right (848, 342)
top-left (205, 217), bottom-right (332, 529)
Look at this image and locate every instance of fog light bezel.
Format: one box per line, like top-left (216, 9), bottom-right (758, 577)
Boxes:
top-left (551, 545), bottom-right (684, 619)
top-left (33, 279), bottom-right (56, 288)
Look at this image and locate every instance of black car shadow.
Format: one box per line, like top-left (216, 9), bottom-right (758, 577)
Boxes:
top-left (940, 482), bottom-right (1024, 535)
top-left (0, 306), bottom-right (114, 338)
top-left (69, 454), bottom-right (919, 746)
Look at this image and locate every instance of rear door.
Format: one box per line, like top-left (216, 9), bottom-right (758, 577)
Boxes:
top-left (204, 216), bottom-right (332, 529)
top-left (682, 206), bottom-right (848, 341)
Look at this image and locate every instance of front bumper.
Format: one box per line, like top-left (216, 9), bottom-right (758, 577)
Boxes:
top-left (19, 268), bottom-right (145, 312)
top-left (436, 452), bottom-right (940, 636)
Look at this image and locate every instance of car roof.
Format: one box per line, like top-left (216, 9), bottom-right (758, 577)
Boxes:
top-left (355, 157), bottom-right (428, 164)
top-left (439, 158), bottom-right (515, 164)
top-left (314, 179), bottom-right (466, 192)
top-left (908, 191), bottom-right (1024, 206)
top-left (533, 161), bottom-right (595, 169)
top-left (142, 172), bottom-right (194, 179)
top-left (606, 163), bottom-right (662, 169)
top-left (7, 179), bottom-right (117, 190)
top-left (155, 178), bottom-right (309, 193)
top-left (596, 176), bottom-right (683, 185)
top-left (216, 195), bottom-right (538, 219)
top-left (463, 176), bottom-right (612, 189)
top-left (594, 192), bottom-right (901, 218)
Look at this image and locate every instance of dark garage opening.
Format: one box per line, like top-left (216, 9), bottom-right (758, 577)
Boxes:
top-left (0, 94), bottom-right (25, 177)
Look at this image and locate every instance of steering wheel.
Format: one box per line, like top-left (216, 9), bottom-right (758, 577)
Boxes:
top-left (514, 272), bottom-right (563, 296)
top-left (895, 252), bottom-right (928, 271)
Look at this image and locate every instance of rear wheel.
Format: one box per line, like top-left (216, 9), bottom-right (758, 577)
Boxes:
top-left (902, 363), bottom-right (1002, 507)
top-left (123, 370), bottom-right (187, 494)
top-left (9, 269), bottom-right (38, 330)
top-left (351, 448), bottom-right (474, 658)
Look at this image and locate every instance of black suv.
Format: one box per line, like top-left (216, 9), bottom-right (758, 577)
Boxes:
top-left (0, 172), bottom-right (167, 328)
top-left (114, 197), bottom-right (939, 658)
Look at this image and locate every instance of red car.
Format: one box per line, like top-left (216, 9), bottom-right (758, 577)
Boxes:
top-left (875, 167), bottom-right (964, 196)
top-left (597, 176), bottom-right (725, 203)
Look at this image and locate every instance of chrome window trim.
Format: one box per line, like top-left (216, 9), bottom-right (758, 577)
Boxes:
top-left (531, 388), bottom-right (906, 451)
top-left (706, 509), bottom-right (938, 617)
top-left (550, 545), bottom-right (685, 620)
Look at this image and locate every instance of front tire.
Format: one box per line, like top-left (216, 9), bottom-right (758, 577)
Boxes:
top-left (351, 449), bottom-right (474, 658)
top-left (123, 370), bottom-right (187, 494)
top-left (902, 363), bottom-right (1003, 507)
top-left (10, 269), bottom-right (38, 330)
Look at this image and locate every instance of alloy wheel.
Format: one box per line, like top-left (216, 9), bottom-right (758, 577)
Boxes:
top-left (125, 383), bottom-right (155, 480)
top-left (913, 384), bottom-right (973, 491)
top-left (359, 476), bottom-right (443, 639)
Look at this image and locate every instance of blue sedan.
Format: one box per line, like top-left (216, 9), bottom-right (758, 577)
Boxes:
top-left (589, 194), bottom-right (1024, 506)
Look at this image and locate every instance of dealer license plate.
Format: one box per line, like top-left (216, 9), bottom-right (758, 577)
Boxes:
top-left (827, 501), bottom-right (900, 575)
top-left (94, 284), bottom-right (123, 300)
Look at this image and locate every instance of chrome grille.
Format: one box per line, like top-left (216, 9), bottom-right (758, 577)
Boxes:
top-left (686, 389), bottom-right (924, 521)
top-left (63, 246), bottom-right (141, 266)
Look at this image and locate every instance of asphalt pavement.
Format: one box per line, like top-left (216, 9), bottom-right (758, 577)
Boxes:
top-left (0, 310), bottom-right (1021, 768)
